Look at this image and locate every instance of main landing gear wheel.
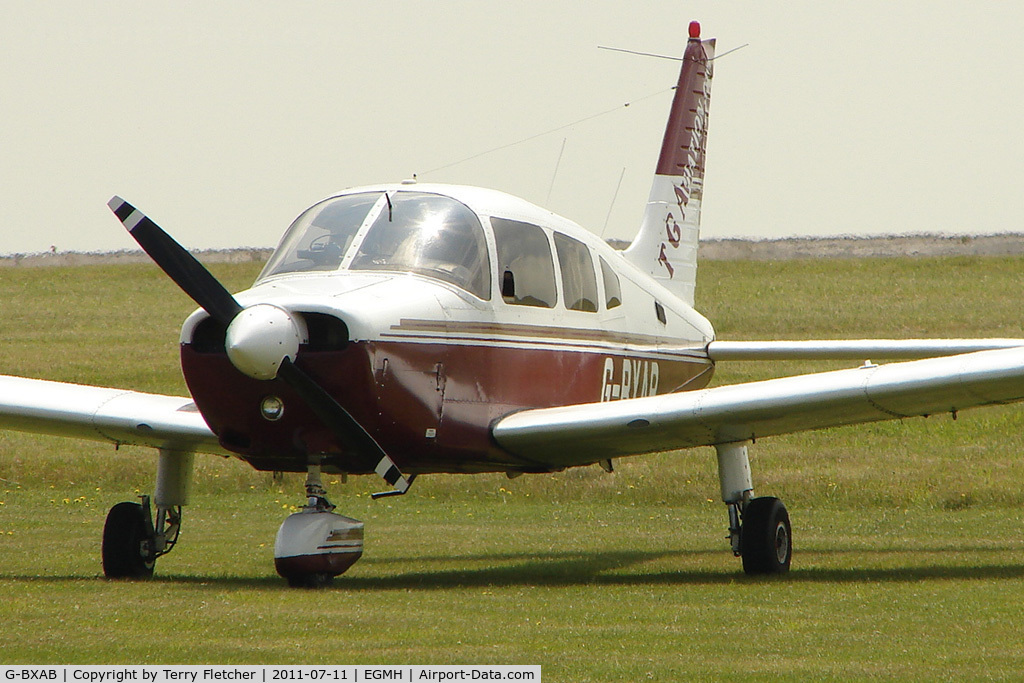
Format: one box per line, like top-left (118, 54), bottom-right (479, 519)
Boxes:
top-left (102, 501), bottom-right (156, 579)
top-left (741, 496), bottom-right (792, 575)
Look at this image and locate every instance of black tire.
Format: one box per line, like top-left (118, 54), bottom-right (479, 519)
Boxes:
top-left (741, 496), bottom-right (792, 575)
top-left (285, 573), bottom-right (334, 589)
top-left (102, 502), bottom-right (156, 579)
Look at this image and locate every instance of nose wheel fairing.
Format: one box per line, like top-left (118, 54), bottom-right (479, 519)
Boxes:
top-left (274, 511), bottom-right (364, 587)
top-left (273, 461), bottom-right (365, 587)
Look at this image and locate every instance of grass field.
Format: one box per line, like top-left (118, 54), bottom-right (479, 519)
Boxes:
top-left (3, 256), bottom-right (1024, 678)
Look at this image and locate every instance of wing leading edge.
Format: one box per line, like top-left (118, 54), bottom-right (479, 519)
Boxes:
top-left (0, 375), bottom-right (226, 455)
top-left (492, 347), bottom-right (1024, 469)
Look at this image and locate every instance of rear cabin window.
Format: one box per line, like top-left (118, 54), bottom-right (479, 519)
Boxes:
top-left (553, 233), bottom-right (599, 312)
top-left (349, 192), bottom-right (491, 300)
top-left (491, 217), bottom-right (557, 308)
top-left (600, 257), bottom-right (622, 309)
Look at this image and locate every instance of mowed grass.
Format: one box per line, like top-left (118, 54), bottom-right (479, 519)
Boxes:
top-left (2, 256), bottom-right (1024, 678)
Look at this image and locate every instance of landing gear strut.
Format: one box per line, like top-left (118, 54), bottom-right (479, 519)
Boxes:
top-left (715, 441), bottom-right (792, 575)
top-left (273, 459), bottom-right (364, 588)
top-left (102, 450), bottom-right (192, 579)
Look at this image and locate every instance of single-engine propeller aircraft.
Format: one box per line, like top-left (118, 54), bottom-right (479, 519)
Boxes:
top-left (4, 21), bottom-right (1024, 586)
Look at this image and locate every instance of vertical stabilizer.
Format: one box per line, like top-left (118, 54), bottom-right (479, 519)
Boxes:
top-left (623, 22), bottom-right (715, 307)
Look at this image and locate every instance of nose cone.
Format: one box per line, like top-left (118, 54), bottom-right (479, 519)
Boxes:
top-left (225, 304), bottom-right (303, 380)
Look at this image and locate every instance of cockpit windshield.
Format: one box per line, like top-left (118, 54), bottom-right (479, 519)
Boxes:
top-left (258, 191), bottom-right (492, 300)
top-left (349, 192), bottom-right (491, 300)
top-left (259, 192), bottom-right (379, 279)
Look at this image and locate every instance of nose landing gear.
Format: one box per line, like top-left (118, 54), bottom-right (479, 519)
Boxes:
top-left (273, 460), bottom-right (364, 588)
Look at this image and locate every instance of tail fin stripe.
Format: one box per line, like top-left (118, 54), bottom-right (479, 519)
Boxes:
top-left (623, 29), bottom-right (716, 307)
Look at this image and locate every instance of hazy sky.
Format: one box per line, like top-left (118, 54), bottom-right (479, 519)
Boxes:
top-left (3, 2), bottom-right (1024, 255)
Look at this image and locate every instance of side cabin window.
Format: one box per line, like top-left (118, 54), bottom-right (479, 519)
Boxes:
top-left (600, 257), bottom-right (622, 309)
top-left (553, 233), bottom-right (599, 313)
top-left (349, 192), bottom-right (491, 300)
top-left (259, 192), bottom-right (380, 279)
top-left (492, 217), bottom-right (557, 308)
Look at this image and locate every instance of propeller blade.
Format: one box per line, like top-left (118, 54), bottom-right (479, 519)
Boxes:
top-left (277, 358), bottom-right (414, 496)
top-left (108, 196), bottom-right (411, 494)
top-left (108, 196), bottom-right (242, 326)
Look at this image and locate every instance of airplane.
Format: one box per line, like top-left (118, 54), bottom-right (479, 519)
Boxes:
top-left (4, 20), bottom-right (1024, 587)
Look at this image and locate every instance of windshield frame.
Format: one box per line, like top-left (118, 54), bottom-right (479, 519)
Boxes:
top-left (257, 192), bottom-right (387, 281)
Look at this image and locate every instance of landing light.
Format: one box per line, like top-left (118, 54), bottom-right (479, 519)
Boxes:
top-left (261, 396), bottom-right (285, 421)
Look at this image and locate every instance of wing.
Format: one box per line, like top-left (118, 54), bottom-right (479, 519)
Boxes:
top-left (707, 339), bottom-right (1024, 360)
top-left (492, 347), bottom-right (1024, 469)
top-left (0, 374), bottom-right (226, 455)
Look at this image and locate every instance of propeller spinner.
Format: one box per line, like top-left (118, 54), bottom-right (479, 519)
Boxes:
top-left (107, 196), bottom-right (413, 496)
top-left (224, 303), bottom-right (303, 381)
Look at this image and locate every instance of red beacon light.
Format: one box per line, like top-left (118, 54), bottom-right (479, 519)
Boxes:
top-left (689, 21), bottom-right (701, 39)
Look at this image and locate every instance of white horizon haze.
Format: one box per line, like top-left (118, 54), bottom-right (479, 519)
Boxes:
top-left (3, 2), bottom-right (1023, 256)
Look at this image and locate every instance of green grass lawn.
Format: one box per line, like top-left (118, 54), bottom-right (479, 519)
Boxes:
top-left (3, 256), bottom-right (1024, 678)
top-left (3, 490), bottom-right (1024, 678)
